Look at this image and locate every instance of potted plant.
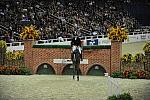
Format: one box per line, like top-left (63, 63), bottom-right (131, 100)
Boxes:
top-left (108, 26), bottom-right (128, 42)
top-left (143, 42), bottom-right (150, 53)
top-left (0, 40), bottom-right (7, 65)
top-left (20, 25), bottom-right (40, 40)
top-left (143, 42), bottom-right (150, 71)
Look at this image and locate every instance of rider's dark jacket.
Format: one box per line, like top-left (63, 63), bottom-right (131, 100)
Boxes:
top-left (71, 37), bottom-right (81, 47)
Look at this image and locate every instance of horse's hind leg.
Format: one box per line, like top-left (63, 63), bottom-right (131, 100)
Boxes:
top-left (73, 64), bottom-right (75, 80)
top-left (76, 67), bottom-right (79, 81)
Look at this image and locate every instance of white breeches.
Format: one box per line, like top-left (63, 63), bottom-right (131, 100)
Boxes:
top-left (72, 45), bottom-right (82, 54)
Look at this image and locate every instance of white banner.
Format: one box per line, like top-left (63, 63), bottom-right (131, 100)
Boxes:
top-left (53, 59), bottom-right (88, 64)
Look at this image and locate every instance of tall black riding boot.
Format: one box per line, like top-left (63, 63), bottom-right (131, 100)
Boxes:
top-left (80, 52), bottom-right (83, 61)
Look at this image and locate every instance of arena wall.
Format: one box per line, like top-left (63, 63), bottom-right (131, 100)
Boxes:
top-left (24, 40), bottom-right (121, 75)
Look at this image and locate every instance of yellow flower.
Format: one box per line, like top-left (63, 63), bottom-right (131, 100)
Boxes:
top-left (20, 25), bottom-right (40, 40)
top-left (108, 26), bottom-right (128, 42)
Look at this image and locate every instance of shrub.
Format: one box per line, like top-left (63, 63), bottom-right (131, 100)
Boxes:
top-left (145, 71), bottom-right (150, 79)
top-left (18, 67), bottom-right (32, 75)
top-left (0, 40), bottom-right (7, 48)
top-left (143, 41), bottom-right (150, 53)
top-left (0, 66), bottom-right (32, 75)
top-left (0, 66), bottom-right (19, 75)
top-left (129, 72), bottom-right (137, 79)
top-left (123, 70), bottom-right (132, 78)
top-left (107, 93), bottom-right (133, 100)
top-left (122, 69), bottom-right (150, 79)
top-left (136, 70), bottom-right (146, 79)
top-left (111, 71), bottom-right (123, 78)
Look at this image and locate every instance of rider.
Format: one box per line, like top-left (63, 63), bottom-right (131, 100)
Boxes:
top-left (71, 35), bottom-right (83, 61)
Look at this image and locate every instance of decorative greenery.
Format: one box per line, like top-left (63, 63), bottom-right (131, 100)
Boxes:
top-left (121, 53), bottom-right (145, 69)
top-left (33, 45), bottom-right (111, 49)
top-left (107, 93), bottom-right (133, 100)
top-left (121, 53), bottom-right (133, 63)
top-left (112, 70), bottom-right (150, 79)
top-left (0, 66), bottom-right (19, 75)
top-left (108, 26), bottom-right (128, 42)
top-left (111, 71), bottom-right (123, 78)
top-left (5, 51), bottom-right (24, 60)
top-left (136, 70), bottom-right (147, 79)
top-left (18, 67), bottom-right (32, 75)
top-left (145, 71), bottom-right (150, 79)
top-left (129, 71), bottom-right (138, 79)
top-left (20, 25), bottom-right (40, 40)
top-left (0, 40), bottom-right (7, 48)
top-left (123, 69), bottom-right (149, 79)
top-left (134, 53), bottom-right (145, 63)
top-left (143, 41), bottom-right (150, 53)
top-left (0, 66), bottom-right (32, 75)
top-left (123, 69), bottom-right (132, 78)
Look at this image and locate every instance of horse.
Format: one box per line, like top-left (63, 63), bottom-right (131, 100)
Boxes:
top-left (71, 48), bottom-right (81, 81)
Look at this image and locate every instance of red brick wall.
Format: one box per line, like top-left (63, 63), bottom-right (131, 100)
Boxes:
top-left (24, 40), bottom-right (34, 73)
top-left (24, 40), bottom-right (121, 75)
top-left (111, 41), bottom-right (122, 75)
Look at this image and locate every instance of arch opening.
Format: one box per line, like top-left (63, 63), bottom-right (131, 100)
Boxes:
top-left (36, 63), bottom-right (55, 75)
top-left (87, 64), bottom-right (106, 76)
top-left (62, 64), bottom-right (82, 75)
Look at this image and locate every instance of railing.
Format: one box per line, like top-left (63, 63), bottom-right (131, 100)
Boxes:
top-left (107, 76), bottom-right (121, 96)
top-left (6, 31), bottom-right (150, 52)
top-left (7, 42), bottom-right (24, 52)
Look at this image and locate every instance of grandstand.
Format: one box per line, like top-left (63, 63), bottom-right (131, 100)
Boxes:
top-left (0, 0), bottom-right (150, 44)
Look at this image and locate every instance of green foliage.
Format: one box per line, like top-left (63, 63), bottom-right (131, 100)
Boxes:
top-left (107, 95), bottom-right (117, 100)
top-left (5, 51), bottom-right (24, 60)
top-left (107, 93), bottom-right (133, 100)
top-left (123, 70), bottom-right (149, 79)
top-left (112, 70), bottom-right (150, 79)
top-left (146, 72), bottom-right (150, 79)
top-left (33, 45), bottom-right (111, 49)
top-left (143, 41), bottom-right (150, 53)
top-left (0, 40), bottom-right (7, 48)
top-left (121, 53), bottom-right (133, 63)
top-left (0, 66), bottom-right (32, 75)
top-left (133, 53), bottom-right (145, 63)
top-left (111, 71), bottom-right (123, 78)
top-left (0, 66), bottom-right (19, 75)
top-left (118, 93), bottom-right (133, 100)
top-left (129, 72), bottom-right (137, 79)
top-left (18, 67), bottom-right (32, 75)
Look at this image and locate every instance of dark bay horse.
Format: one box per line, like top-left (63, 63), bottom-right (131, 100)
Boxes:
top-left (71, 48), bottom-right (81, 81)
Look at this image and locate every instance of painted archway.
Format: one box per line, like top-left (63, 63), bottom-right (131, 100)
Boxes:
top-left (87, 64), bottom-right (106, 76)
top-left (36, 63), bottom-right (55, 75)
top-left (62, 64), bottom-right (82, 75)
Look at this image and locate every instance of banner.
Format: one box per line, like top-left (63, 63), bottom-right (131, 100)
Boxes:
top-left (87, 39), bottom-right (98, 45)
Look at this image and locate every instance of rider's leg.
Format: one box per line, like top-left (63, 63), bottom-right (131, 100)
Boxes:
top-left (71, 45), bottom-right (77, 60)
top-left (78, 46), bottom-right (83, 61)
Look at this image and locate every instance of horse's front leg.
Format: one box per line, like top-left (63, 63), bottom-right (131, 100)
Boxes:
top-left (76, 65), bottom-right (79, 81)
